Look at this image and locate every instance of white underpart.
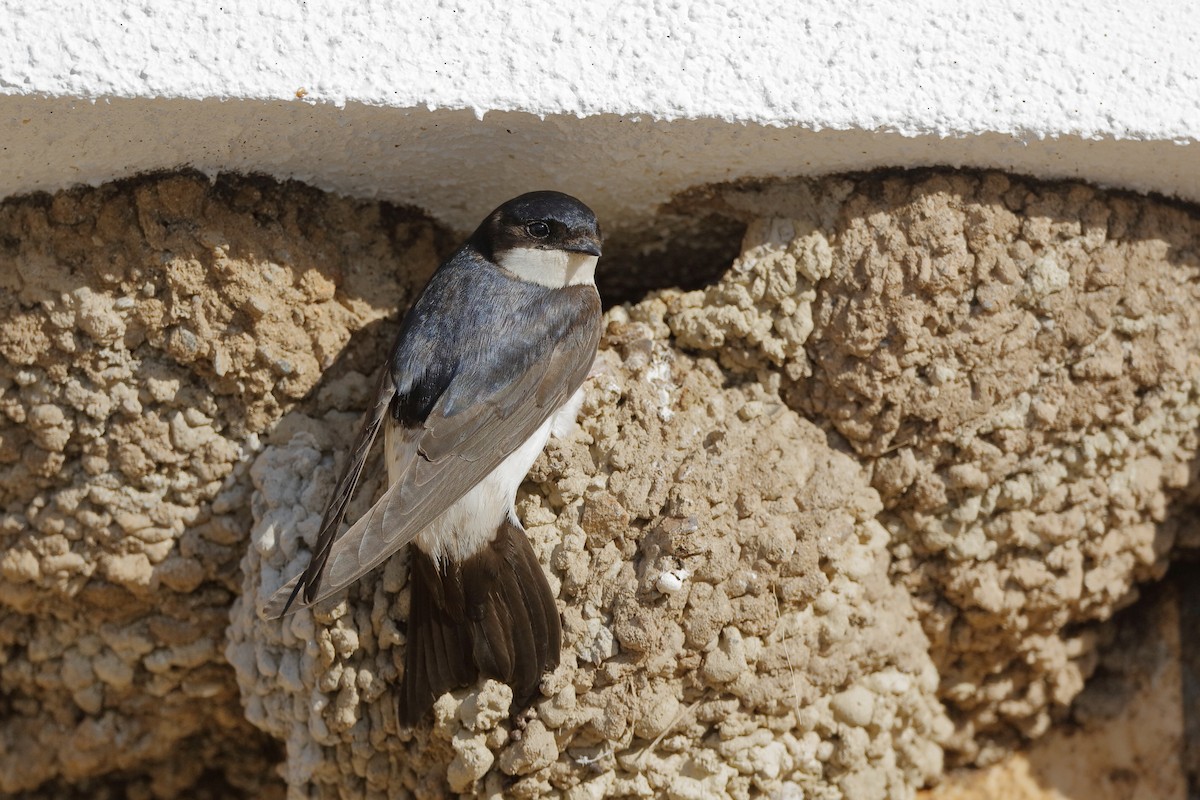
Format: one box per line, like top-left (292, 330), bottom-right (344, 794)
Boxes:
top-left (386, 386), bottom-right (586, 565)
top-left (497, 248), bottom-right (598, 288)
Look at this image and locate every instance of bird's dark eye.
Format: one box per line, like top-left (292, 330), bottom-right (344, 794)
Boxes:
top-left (525, 220), bottom-right (551, 239)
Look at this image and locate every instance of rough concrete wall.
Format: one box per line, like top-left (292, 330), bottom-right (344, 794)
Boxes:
top-left (676, 173), bottom-right (1200, 762)
top-left (925, 575), bottom-right (1190, 800)
top-left (0, 174), bottom-right (444, 796)
top-left (2, 170), bottom-right (1198, 798)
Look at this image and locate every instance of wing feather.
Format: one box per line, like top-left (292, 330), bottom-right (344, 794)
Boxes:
top-left (261, 284), bottom-right (599, 619)
top-left (267, 368), bottom-right (394, 617)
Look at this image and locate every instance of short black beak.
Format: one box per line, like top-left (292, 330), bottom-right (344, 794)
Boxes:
top-left (568, 239), bottom-right (602, 257)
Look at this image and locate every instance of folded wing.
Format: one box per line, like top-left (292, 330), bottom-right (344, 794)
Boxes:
top-left (261, 279), bottom-right (600, 619)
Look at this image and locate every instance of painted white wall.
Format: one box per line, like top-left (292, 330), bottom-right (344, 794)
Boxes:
top-left (2, 0), bottom-right (1197, 230)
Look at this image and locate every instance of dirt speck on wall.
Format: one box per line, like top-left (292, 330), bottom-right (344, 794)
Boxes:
top-left (3, 169), bottom-right (1199, 798)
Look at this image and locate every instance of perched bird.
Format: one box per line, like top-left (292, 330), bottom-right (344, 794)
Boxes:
top-left (262, 191), bottom-right (603, 725)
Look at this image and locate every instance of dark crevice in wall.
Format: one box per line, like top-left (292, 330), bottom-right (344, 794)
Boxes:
top-left (596, 210), bottom-right (746, 308)
top-left (1176, 559), bottom-right (1200, 798)
top-left (1, 734), bottom-right (286, 800)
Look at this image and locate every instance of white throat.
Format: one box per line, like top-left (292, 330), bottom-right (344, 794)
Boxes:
top-left (497, 247), bottom-right (598, 288)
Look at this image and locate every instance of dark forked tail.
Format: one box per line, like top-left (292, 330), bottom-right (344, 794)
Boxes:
top-left (399, 518), bottom-right (562, 726)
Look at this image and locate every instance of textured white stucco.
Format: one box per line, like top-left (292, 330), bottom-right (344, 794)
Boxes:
top-left (2, 1), bottom-right (1198, 229)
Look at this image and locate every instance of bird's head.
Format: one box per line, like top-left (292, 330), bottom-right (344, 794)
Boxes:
top-left (472, 191), bottom-right (603, 287)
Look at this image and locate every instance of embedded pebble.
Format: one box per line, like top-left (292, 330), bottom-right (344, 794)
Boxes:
top-left (831, 686), bottom-right (876, 728)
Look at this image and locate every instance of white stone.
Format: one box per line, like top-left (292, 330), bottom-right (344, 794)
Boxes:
top-left (655, 568), bottom-right (690, 594)
top-left (830, 685), bottom-right (876, 728)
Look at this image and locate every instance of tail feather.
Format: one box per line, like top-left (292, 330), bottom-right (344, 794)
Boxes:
top-left (398, 519), bottom-right (561, 726)
top-left (472, 597), bottom-right (515, 681)
top-left (496, 563), bottom-right (539, 696)
top-left (514, 529), bottom-right (560, 669)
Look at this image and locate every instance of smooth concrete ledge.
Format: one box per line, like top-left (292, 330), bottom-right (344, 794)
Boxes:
top-left (4, 2), bottom-right (1199, 228)
top-left (3, 96), bottom-right (1197, 234)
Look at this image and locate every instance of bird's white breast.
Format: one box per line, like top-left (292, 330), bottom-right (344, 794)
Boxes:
top-left (496, 248), bottom-right (598, 288)
top-left (387, 387), bottom-right (586, 565)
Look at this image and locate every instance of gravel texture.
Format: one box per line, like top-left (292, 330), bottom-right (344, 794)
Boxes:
top-left (3, 169), bottom-right (1199, 797)
top-left (673, 172), bottom-right (1200, 762)
top-left (0, 173), bottom-right (441, 796)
